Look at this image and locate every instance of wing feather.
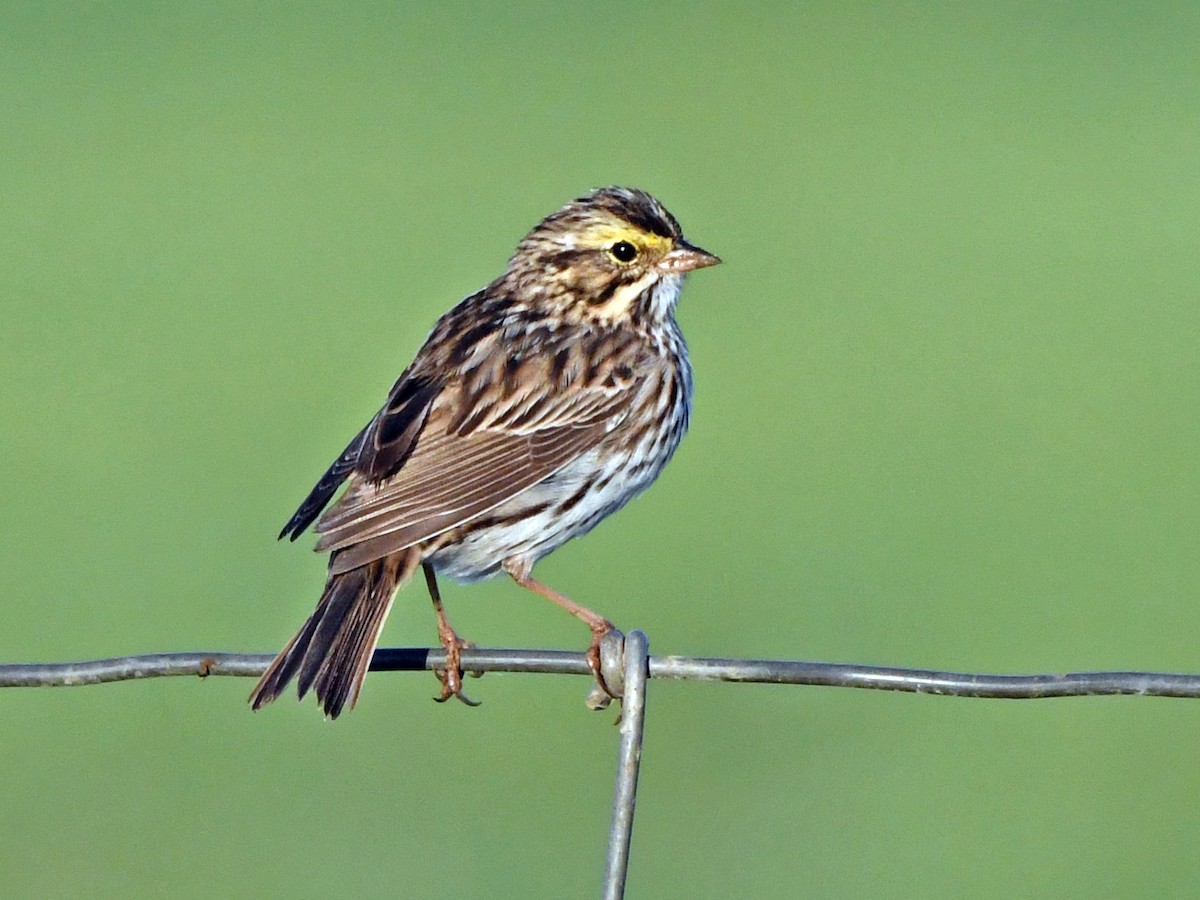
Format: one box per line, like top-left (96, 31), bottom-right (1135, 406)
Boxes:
top-left (316, 437), bottom-right (533, 535)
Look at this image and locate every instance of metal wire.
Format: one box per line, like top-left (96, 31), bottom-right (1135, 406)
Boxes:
top-left (603, 630), bottom-right (649, 900)
top-left (4, 647), bottom-right (1200, 698)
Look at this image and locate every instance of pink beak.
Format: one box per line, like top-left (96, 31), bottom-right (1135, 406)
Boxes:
top-left (658, 240), bottom-right (722, 273)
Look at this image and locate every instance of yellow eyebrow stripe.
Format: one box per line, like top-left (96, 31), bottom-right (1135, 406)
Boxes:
top-left (573, 223), bottom-right (674, 256)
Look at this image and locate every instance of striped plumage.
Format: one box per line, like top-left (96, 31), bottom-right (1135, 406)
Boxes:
top-left (250, 186), bottom-right (719, 717)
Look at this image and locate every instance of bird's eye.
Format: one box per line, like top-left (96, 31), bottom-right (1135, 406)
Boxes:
top-left (609, 241), bottom-right (638, 263)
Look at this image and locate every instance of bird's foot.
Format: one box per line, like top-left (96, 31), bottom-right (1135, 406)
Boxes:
top-left (433, 633), bottom-right (480, 707)
top-left (584, 621), bottom-right (623, 710)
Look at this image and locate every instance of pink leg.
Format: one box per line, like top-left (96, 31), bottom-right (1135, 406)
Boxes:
top-left (423, 562), bottom-right (479, 706)
top-left (503, 558), bottom-right (617, 697)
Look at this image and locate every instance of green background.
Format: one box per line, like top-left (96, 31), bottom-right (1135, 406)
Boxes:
top-left (3, 3), bottom-right (1199, 897)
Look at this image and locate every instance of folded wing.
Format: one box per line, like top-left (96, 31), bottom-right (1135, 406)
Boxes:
top-left (314, 370), bottom-right (633, 574)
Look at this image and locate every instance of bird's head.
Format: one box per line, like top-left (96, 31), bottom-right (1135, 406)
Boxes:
top-left (502, 186), bottom-right (720, 326)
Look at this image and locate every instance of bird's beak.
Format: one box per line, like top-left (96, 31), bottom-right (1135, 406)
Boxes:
top-left (658, 240), bottom-right (722, 273)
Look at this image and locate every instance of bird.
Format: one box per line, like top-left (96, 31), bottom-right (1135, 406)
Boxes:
top-left (249, 186), bottom-right (720, 717)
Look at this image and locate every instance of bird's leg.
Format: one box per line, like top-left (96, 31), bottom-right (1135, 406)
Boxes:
top-left (503, 558), bottom-right (618, 698)
top-left (422, 562), bottom-right (479, 706)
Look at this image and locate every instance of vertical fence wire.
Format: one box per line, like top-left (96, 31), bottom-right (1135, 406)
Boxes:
top-left (602, 630), bottom-right (650, 900)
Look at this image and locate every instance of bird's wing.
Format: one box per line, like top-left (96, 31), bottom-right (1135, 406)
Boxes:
top-left (277, 375), bottom-right (441, 541)
top-left (313, 357), bottom-right (642, 575)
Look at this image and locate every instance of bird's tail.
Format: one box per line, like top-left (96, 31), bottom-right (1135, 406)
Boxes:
top-left (249, 550), bottom-right (419, 718)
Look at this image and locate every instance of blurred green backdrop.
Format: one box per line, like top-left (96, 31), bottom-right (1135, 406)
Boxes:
top-left (4, 3), bottom-right (1200, 897)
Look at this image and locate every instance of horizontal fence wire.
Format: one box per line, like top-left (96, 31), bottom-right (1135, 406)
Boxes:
top-left (3, 646), bottom-right (1200, 698)
top-left (7, 636), bottom-right (1200, 900)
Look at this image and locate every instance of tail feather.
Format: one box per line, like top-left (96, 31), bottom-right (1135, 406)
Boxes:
top-left (250, 551), bottom-right (418, 718)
